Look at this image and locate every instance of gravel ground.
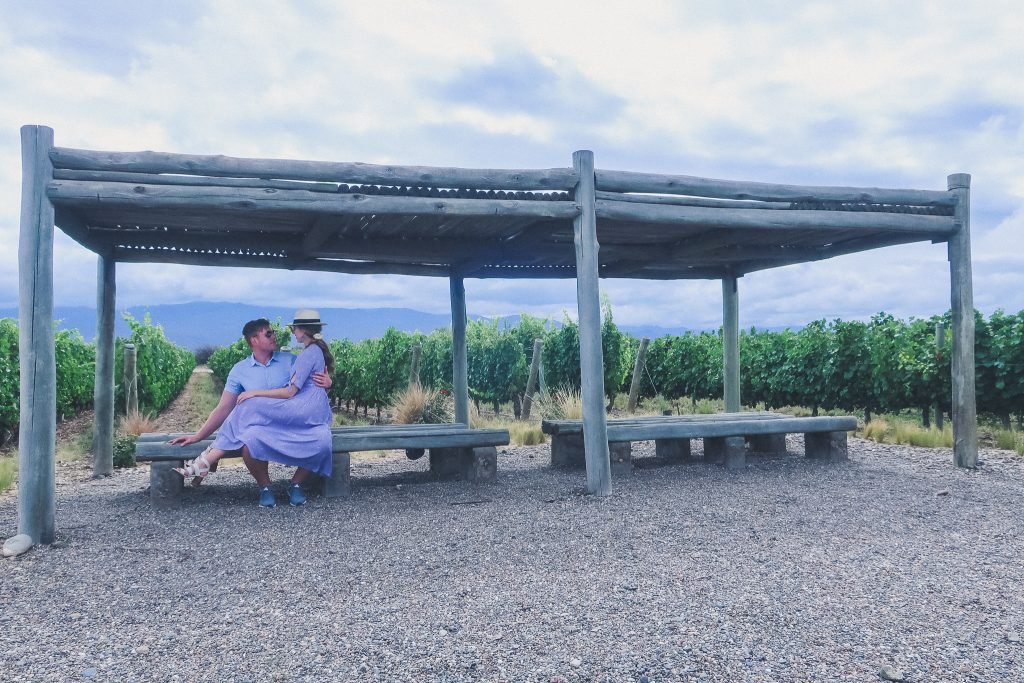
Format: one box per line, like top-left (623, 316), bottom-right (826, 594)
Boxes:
top-left (2, 437), bottom-right (1023, 682)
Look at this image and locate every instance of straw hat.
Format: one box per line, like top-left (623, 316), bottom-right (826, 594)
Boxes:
top-left (286, 309), bottom-right (326, 327)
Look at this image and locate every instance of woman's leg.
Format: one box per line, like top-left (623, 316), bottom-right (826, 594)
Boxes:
top-left (291, 467), bottom-right (312, 485)
top-left (241, 445), bottom-right (272, 488)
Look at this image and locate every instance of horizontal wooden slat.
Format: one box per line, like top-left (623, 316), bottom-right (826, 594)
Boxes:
top-left (595, 190), bottom-right (792, 210)
top-left (47, 180), bottom-right (581, 221)
top-left (595, 200), bottom-right (956, 235)
top-left (596, 169), bottom-right (956, 206)
top-left (50, 147), bottom-right (579, 191)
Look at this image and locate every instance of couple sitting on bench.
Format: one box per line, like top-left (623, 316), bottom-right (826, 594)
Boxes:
top-left (169, 310), bottom-right (335, 508)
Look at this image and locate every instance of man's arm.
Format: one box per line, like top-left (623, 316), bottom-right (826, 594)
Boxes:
top-left (167, 390), bottom-right (238, 445)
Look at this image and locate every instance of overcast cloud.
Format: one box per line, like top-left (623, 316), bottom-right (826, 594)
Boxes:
top-left (1, 1), bottom-right (1021, 332)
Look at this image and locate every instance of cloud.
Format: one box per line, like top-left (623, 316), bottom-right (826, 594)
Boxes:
top-left (1, 0), bottom-right (1022, 329)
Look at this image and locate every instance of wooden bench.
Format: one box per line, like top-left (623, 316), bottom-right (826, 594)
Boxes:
top-left (134, 423), bottom-right (510, 508)
top-left (541, 412), bottom-right (857, 473)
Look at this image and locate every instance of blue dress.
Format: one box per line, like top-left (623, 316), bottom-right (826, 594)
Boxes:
top-left (212, 344), bottom-right (333, 476)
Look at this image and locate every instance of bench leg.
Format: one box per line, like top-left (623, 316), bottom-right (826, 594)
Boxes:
top-left (550, 434), bottom-right (586, 469)
top-left (430, 447), bottom-right (470, 478)
top-left (323, 451), bottom-right (351, 498)
top-left (804, 431), bottom-right (848, 462)
top-left (609, 441), bottom-right (632, 476)
top-left (656, 438), bottom-right (691, 462)
top-left (746, 434), bottom-right (787, 453)
top-left (150, 461), bottom-right (184, 509)
top-left (705, 437), bottom-right (745, 470)
top-left (468, 446), bottom-right (497, 483)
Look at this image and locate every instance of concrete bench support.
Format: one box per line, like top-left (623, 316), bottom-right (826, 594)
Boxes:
top-left (704, 436), bottom-right (746, 470)
top-left (746, 433), bottom-right (787, 453)
top-left (655, 437), bottom-right (691, 462)
top-left (322, 451), bottom-right (351, 498)
top-left (150, 460), bottom-right (184, 509)
top-left (550, 433), bottom-right (586, 469)
top-left (804, 430), bottom-right (848, 462)
top-left (609, 441), bottom-right (632, 475)
top-left (429, 446), bottom-right (498, 483)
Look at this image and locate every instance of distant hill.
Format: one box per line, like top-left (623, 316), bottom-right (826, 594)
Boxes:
top-left (0, 302), bottom-right (799, 349)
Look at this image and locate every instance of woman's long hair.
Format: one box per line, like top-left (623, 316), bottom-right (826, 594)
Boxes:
top-left (294, 324), bottom-right (335, 375)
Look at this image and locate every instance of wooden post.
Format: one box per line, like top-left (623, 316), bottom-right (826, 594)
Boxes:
top-left (572, 150), bottom-right (611, 496)
top-left (521, 339), bottom-right (543, 420)
top-left (124, 343), bottom-right (139, 414)
top-left (408, 343), bottom-right (421, 387)
top-left (935, 322), bottom-right (945, 430)
top-left (450, 276), bottom-right (469, 426)
top-left (722, 275), bottom-right (740, 413)
top-left (17, 125), bottom-right (57, 544)
top-left (92, 255), bottom-right (116, 477)
top-left (627, 337), bottom-right (650, 413)
top-left (947, 173), bottom-right (977, 468)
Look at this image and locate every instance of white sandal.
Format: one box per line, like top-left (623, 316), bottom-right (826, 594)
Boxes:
top-left (173, 449), bottom-right (213, 485)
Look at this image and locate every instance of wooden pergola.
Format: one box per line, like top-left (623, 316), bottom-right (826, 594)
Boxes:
top-left (17, 124), bottom-right (977, 544)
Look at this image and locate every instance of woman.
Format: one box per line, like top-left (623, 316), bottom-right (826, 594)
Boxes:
top-left (175, 309), bottom-right (335, 508)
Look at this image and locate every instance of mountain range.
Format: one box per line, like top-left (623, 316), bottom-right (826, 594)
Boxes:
top-left (0, 302), bottom-right (692, 350)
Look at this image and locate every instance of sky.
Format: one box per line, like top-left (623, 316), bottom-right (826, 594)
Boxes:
top-left (1, 0), bottom-right (1022, 331)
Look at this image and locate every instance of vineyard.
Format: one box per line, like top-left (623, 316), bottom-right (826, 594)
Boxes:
top-left (0, 314), bottom-right (195, 444)
top-left (205, 307), bottom-right (1024, 428)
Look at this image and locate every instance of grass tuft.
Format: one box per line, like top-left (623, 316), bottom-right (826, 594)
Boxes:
top-left (509, 422), bottom-right (546, 446)
top-left (862, 419), bottom-right (890, 442)
top-left (390, 384), bottom-right (454, 425)
top-left (894, 422), bottom-right (953, 448)
top-left (0, 456), bottom-right (16, 495)
top-left (119, 411), bottom-right (159, 437)
top-left (994, 429), bottom-right (1017, 450)
top-left (535, 387), bottom-right (583, 421)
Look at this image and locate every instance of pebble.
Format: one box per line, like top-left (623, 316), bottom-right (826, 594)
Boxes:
top-left (879, 666), bottom-right (907, 681)
top-left (2, 534), bottom-right (33, 558)
top-left (935, 489), bottom-right (950, 496)
top-left (1008, 632), bottom-right (1021, 644)
top-left (570, 658), bottom-right (582, 668)
top-left (81, 668), bottom-right (97, 679)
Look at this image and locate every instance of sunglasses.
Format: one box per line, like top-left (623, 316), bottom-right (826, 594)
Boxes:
top-left (262, 330), bottom-right (277, 338)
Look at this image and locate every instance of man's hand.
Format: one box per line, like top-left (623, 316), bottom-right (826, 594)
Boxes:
top-left (312, 370), bottom-right (333, 390)
top-left (168, 434), bottom-right (201, 446)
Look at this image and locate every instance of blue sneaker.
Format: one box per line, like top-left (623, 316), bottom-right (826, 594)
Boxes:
top-left (288, 483), bottom-right (306, 507)
top-left (258, 486), bottom-right (277, 508)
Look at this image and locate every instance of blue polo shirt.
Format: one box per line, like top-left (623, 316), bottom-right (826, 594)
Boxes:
top-left (224, 351), bottom-right (296, 395)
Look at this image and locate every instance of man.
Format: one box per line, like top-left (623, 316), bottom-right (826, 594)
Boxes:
top-left (168, 318), bottom-right (332, 478)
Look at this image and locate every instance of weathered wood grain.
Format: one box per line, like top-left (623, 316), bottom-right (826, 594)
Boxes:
top-left (722, 276), bottom-right (740, 412)
top-left (18, 125), bottom-right (57, 544)
top-left (596, 169), bottom-right (955, 206)
top-left (595, 190), bottom-right (792, 209)
top-left (947, 174), bottom-right (977, 468)
top-left (573, 150), bottom-right (612, 495)
top-left (595, 199), bottom-right (956, 235)
top-left (49, 147), bottom-right (579, 190)
top-left (450, 277), bottom-right (470, 426)
top-left (92, 255), bottom-right (115, 477)
top-left (47, 180), bottom-right (580, 220)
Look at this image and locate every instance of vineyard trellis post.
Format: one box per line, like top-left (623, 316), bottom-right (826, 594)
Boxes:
top-left (92, 254), bottom-right (116, 477)
top-left (722, 274), bottom-right (740, 413)
top-left (521, 338), bottom-right (542, 420)
top-left (17, 124), bottom-right (56, 544)
top-left (935, 322), bottom-right (945, 430)
top-left (124, 343), bottom-right (138, 415)
top-left (627, 337), bottom-right (650, 413)
top-left (408, 343), bottom-right (421, 387)
top-left (572, 149), bottom-right (611, 496)
top-left (450, 276), bottom-right (469, 425)
top-left (947, 173), bottom-right (977, 468)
